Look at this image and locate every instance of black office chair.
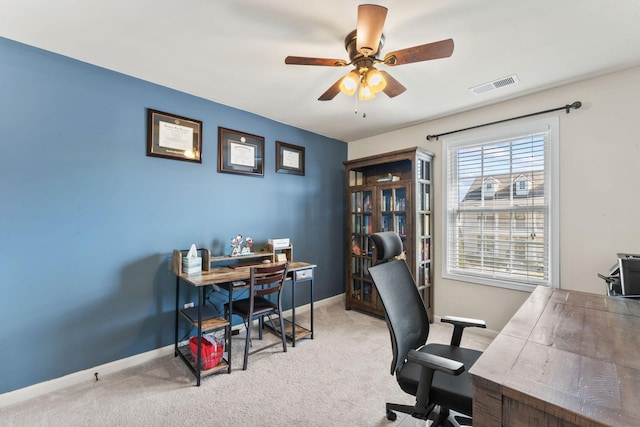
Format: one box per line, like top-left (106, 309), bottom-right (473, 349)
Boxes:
top-left (368, 232), bottom-right (486, 426)
top-left (225, 262), bottom-right (289, 370)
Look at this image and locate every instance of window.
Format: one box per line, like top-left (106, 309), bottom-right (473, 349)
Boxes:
top-left (483, 180), bottom-right (496, 198)
top-left (515, 176), bottom-right (530, 196)
top-left (442, 117), bottom-right (559, 291)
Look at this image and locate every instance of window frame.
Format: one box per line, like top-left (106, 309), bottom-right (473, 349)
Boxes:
top-left (441, 116), bottom-right (560, 291)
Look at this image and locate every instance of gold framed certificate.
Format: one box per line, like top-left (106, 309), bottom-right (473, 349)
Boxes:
top-left (147, 109), bottom-right (202, 163)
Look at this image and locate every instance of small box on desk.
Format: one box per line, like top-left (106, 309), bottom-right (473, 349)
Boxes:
top-left (268, 238), bottom-right (290, 249)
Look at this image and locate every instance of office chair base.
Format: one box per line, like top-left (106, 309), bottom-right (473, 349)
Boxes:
top-left (385, 403), bottom-right (471, 427)
top-left (431, 408), bottom-right (472, 427)
top-left (385, 402), bottom-right (436, 421)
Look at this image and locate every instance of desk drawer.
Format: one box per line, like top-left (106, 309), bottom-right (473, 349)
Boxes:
top-left (295, 269), bottom-right (313, 280)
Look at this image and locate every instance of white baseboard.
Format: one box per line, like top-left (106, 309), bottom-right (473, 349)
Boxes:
top-left (0, 293), bottom-right (344, 409)
top-left (0, 344), bottom-right (175, 409)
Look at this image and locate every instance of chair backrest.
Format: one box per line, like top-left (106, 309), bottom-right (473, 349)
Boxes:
top-left (368, 232), bottom-right (430, 375)
top-left (250, 262), bottom-right (289, 297)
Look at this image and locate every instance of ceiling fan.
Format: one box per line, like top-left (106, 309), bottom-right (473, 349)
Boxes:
top-left (284, 4), bottom-right (454, 101)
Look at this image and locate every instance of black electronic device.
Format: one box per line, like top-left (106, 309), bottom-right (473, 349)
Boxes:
top-left (618, 253), bottom-right (640, 296)
top-left (598, 253), bottom-right (640, 297)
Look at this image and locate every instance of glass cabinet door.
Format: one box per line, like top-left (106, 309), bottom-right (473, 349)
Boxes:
top-left (416, 158), bottom-right (432, 315)
top-left (349, 189), bottom-right (375, 307)
top-left (380, 186), bottom-right (408, 236)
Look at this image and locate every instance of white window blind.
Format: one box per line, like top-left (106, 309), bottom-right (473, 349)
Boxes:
top-left (443, 117), bottom-right (559, 290)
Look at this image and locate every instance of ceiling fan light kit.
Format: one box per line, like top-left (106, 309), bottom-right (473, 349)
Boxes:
top-left (284, 4), bottom-right (454, 102)
top-left (338, 65), bottom-right (387, 100)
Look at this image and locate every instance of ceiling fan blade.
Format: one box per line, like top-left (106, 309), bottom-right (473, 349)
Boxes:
top-left (318, 77), bottom-right (343, 101)
top-left (285, 56), bottom-right (348, 67)
top-left (383, 38), bottom-right (454, 66)
top-left (379, 71), bottom-right (406, 98)
top-left (356, 4), bottom-right (387, 56)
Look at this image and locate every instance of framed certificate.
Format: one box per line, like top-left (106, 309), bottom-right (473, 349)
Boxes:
top-left (218, 127), bottom-right (264, 176)
top-left (276, 141), bottom-right (305, 176)
top-left (147, 109), bottom-right (202, 163)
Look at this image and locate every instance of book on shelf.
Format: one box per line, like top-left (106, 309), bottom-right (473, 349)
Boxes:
top-left (363, 216), bottom-right (372, 234)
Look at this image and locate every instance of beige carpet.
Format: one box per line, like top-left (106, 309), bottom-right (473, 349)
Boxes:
top-left (2, 297), bottom-right (492, 427)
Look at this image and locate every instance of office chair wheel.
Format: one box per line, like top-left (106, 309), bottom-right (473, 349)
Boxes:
top-left (386, 410), bottom-right (397, 421)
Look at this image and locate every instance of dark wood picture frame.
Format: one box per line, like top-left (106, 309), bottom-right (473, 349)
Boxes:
top-left (147, 109), bottom-right (202, 163)
top-left (276, 141), bottom-right (305, 176)
top-left (218, 127), bottom-right (264, 176)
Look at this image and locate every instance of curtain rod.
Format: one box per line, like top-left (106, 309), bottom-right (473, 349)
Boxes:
top-left (425, 101), bottom-right (582, 141)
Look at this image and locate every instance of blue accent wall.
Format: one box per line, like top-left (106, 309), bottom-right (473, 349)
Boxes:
top-left (0, 37), bottom-right (346, 393)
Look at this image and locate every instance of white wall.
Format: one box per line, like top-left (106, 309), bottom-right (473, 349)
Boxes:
top-left (349, 65), bottom-right (640, 331)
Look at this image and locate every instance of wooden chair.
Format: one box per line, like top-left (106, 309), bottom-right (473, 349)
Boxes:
top-left (225, 262), bottom-right (289, 370)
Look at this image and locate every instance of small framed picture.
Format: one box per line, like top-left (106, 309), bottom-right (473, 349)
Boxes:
top-left (276, 141), bottom-right (305, 176)
top-left (218, 127), bottom-right (264, 176)
top-left (147, 109), bottom-right (202, 163)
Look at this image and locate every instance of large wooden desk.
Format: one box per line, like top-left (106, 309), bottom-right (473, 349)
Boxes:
top-left (470, 286), bottom-right (640, 426)
top-left (174, 259), bottom-right (316, 385)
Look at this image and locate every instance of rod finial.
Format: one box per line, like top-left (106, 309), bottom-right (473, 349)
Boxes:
top-left (566, 101), bottom-right (582, 113)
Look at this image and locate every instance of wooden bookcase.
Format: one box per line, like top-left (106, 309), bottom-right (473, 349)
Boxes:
top-left (344, 147), bottom-right (434, 319)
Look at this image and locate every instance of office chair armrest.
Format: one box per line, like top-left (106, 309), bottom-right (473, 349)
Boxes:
top-left (407, 349), bottom-right (465, 376)
top-left (408, 349), bottom-right (465, 416)
top-left (441, 315), bottom-right (486, 347)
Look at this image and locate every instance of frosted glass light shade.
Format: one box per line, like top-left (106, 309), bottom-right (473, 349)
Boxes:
top-left (365, 68), bottom-right (387, 94)
top-left (339, 70), bottom-right (360, 96)
top-left (359, 84), bottom-right (375, 100)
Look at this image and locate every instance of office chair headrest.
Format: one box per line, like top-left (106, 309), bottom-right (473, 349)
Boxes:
top-left (371, 232), bottom-right (403, 261)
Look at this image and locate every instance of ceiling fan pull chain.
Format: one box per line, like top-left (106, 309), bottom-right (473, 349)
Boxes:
top-left (354, 77), bottom-right (366, 118)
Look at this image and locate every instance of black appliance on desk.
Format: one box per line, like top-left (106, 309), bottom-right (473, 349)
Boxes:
top-left (598, 253), bottom-right (640, 298)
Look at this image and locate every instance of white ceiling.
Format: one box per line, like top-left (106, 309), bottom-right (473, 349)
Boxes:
top-left (2, 0), bottom-right (640, 142)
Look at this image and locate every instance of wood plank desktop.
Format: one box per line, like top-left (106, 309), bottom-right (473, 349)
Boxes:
top-left (470, 286), bottom-right (640, 427)
top-left (178, 261), bottom-right (315, 286)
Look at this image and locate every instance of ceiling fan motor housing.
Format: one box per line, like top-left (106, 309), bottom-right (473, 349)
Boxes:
top-left (345, 29), bottom-right (384, 63)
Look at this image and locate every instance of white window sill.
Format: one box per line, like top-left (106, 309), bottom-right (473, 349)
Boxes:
top-left (442, 270), bottom-right (551, 292)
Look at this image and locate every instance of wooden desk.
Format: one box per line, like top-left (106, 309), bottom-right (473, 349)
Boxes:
top-left (470, 286), bottom-right (640, 426)
top-left (174, 260), bottom-right (316, 385)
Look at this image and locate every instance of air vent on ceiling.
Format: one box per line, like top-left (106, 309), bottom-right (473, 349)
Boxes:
top-left (469, 74), bottom-right (519, 95)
